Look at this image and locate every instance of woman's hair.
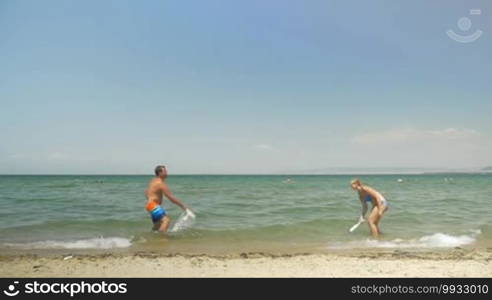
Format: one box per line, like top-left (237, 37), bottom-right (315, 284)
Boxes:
top-left (350, 178), bottom-right (361, 186)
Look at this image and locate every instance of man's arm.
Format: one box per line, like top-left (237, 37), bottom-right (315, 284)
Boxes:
top-left (162, 184), bottom-right (188, 211)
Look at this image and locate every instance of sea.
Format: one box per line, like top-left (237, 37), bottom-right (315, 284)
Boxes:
top-left (0, 174), bottom-right (491, 255)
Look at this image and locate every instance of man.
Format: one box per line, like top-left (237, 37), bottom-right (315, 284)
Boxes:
top-left (144, 165), bottom-right (189, 232)
top-left (350, 179), bottom-right (389, 238)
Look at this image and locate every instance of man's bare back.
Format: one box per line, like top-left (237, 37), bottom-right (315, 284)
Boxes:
top-left (145, 177), bottom-right (165, 206)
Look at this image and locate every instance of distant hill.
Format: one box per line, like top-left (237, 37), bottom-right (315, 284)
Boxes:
top-left (276, 167), bottom-right (457, 175)
top-left (277, 167), bottom-right (490, 175)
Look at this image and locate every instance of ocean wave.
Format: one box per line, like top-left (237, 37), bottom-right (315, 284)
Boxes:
top-left (328, 230), bottom-right (481, 249)
top-left (3, 237), bottom-right (132, 249)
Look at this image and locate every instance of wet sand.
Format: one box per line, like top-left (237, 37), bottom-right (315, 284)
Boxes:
top-left (1, 249), bottom-right (491, 277)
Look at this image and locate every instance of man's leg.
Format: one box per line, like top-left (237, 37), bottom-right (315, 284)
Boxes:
top-left (157, 215), bottom-right (171, 233)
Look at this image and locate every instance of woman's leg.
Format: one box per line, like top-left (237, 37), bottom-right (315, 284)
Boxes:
top-left (367, 207), bottom-right (380, 238)
top-left (374, 205), bottom-right (388, 234)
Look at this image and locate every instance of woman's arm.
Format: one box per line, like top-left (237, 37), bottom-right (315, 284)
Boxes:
top-left (359, 194), bottom-right (368, 220)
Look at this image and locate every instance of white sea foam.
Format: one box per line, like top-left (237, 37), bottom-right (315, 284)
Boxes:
top-left (3, 237), bottom-right (132, 249)
top-left (329, 230), bottom-right (481, 249)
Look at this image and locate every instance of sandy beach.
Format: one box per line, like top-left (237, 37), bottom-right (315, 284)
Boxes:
top-left (1, 249), bottom-right (491, 277)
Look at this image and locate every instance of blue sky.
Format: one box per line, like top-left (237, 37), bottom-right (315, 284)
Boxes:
top-left (1, 0), bottom-right (491, 174)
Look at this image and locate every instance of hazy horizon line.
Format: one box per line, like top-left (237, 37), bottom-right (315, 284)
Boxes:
top-left (1, 171), bottom-right (491, 176)
top-left (2, 165), bottom-right (491, 176)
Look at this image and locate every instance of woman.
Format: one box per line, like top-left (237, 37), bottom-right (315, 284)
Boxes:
top-left (350, 179), bottom-right (388, 238)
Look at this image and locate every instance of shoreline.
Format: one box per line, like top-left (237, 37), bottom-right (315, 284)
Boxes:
top-left (1, 248), bottom-right (491, 277)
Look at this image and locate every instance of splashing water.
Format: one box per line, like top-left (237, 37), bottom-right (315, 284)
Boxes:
top-left (169, 209), bottom-right (196, 233)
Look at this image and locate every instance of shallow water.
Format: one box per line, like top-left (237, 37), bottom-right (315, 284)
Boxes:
top-left (0, 174), bottom-right (491, 254)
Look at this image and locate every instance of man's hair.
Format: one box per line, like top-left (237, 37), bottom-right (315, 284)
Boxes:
top-left (154, 165), bottom-right (166, 176)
